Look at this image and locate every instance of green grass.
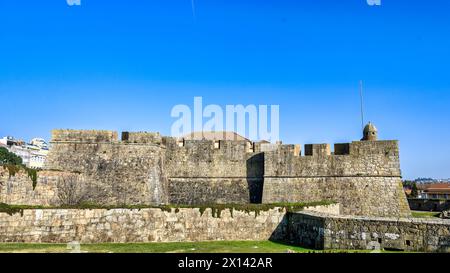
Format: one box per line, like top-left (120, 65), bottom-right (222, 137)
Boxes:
top-left (411, 211), bottom-right (441, 218)
top-left (0, 241), bottom-right (378, 254)
top-left (0, 241), bottom-right (312, 253)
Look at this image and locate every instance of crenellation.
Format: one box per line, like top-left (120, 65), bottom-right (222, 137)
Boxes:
top-left (51, 129), bottom-right (118, 143)
top-left (121, 132), bottom-right (162, 145)
top-left (305, 144), bottom-right (331, 157)
top-left (334, 143), bottom-right (350, 155)
top-left (262, 139), bottom-right (409, 217)
top-left (2, 125), bottom-right (410, 218)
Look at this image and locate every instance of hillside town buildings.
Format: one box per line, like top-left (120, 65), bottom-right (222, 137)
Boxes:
top-left (0, 136), bottom-right (49, 169)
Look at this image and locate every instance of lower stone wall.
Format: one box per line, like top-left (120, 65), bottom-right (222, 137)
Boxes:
top-left (168, 178), bottom-right (264, 204)
top-left (0, 204), bottom-right (340, 243)
top-left (284, 212), bottom-right (450, 253)
top-left (408, 199), bottom-right (450, 212)
top-left (0, 208), bottom-right (282, 243)
top-left (262, 177), bottom-right (411, 218)
top-left (0, 168), bottom-right (60, 206)
top-left (0, 166), bottom-right (166, 207)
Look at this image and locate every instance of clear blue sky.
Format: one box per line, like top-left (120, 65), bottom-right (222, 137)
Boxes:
top-left (0, 0), bottom-right (449, 179)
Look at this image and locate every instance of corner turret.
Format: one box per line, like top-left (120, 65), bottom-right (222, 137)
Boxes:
top-left (362, 122), bottom-right (378, 141)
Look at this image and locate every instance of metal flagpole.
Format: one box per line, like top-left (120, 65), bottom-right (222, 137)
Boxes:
top-left (359, 80), bottom-right (365, 131)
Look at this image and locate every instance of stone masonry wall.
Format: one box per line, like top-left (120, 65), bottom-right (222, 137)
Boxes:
top-left (163, 138), bottom-right (264, 204)
top-left (284, 211), bottom-right (450, 253)
top-left (20, 129), bottom-right (411, 218)
top-left (263, 177), bottom-right (409, 217)
top-left (408, 199), bottom-right (450, 212)
top-left (262, 141), bottom-right (411, 217)
top-left (0, 204), bottom-right (339, 243)
top-left (0, 168), bottom-right (60, 206)
top-left (45, 130), bottom-right (168, 205)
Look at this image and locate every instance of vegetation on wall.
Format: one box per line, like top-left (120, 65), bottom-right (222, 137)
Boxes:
top-left (1, 160), bottom-right (39, 191)
top-left (0, 203), bottom-right (26, 216)
top-left (0, 201), bottom-right (336, 218)
top-left (0, 147), bottom-right (23, 165)
top-left (27, 168), bottom-right (38, 190)
top-left (2, 164), bottom-right (21, 177)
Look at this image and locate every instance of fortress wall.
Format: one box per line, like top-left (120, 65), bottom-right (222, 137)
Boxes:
top-left (39, 129), bottom-right (410, 215)
top-left (264, 141), bottom-right (401, 177)
top-left (51, 129), bottom-right (118, 143)
top-left (408, 199), bottom-right (450, 212)
top-left (168, 178), bottom-right (263, 205)
top-left (0, 168), bottom-right (61, 206)
top-left (284, 211), bottom-right (450, 253)
top-left (262, 141), bottom-right (410, 217)
top-left (45, 130), bottom-right (168, 205)
top-left (164, 138), bottom-right (262, 178)
top-left (163, 138), bottom-right (264, 204)
top-left (121, 132), bottom-right (162, 144)
top-left (0, 204), bottom-right (340, 243)
top-left (262, 177), bottom-right (410, 217)
top-left (0, 207), bottom-right (286, 243)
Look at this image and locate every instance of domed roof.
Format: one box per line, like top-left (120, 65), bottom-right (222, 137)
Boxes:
top-left (363, 122), bottom-right (377, 134)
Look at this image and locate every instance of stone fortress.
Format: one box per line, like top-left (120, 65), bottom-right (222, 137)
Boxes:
top-left (1, 123), bottom-right (449, 252)
top-left (42, 123), bottom-right (408, 217)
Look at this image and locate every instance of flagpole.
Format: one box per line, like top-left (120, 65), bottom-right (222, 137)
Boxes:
top-left (359, 80), bottom-right (365, 130)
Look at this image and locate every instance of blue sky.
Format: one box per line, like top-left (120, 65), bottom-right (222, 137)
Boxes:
top-left (0, 0), bottom-right (449, 179)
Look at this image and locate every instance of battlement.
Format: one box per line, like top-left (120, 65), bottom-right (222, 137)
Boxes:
top-left (269, 140), bottom-right (398, 158)
top-left (38, 126), bottom-right (410, 217)
top-left (305, 144), bottom-right (331, 156)
top-left (51, 129), bottom-right (398, 159)
top-left (51, 129), bottom-right (163, 145)
top-left (263, 140), bottom-right (401, 178)
top-left (51, 129), bottom-right (118, 143)
top-left (121, 132), bottom-right (162, 145)
top-left (162, 136), bottom-right (256, 153)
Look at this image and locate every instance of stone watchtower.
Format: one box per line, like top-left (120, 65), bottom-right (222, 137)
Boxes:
top-left (362, 122), bottom-right (378, 141)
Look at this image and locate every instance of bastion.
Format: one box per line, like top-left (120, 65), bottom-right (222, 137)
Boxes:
top-left (1, 123), bottom-right (410, 218)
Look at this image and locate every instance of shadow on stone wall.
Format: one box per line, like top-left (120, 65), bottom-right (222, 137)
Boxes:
top-left (268, 213), bottom-right (290, 244)
top-left (247, 153), bottom-right (265, 203)
top-left (268, 213), bottom-right (326, 251)
top-left (408, 198), bottom-right (450, 212)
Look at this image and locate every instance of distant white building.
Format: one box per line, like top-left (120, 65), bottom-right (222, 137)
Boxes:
top-left (30, 138), bottom-right (49, 150)
top-left (0, 136), bottom-right (23, 146)
top-left (1, 136), bottom-right (49, 169)
top-left (0, 137), bottom-right (7, 146)
top-left (29, 149), bottom-right (48, 169)
top-left (8, 145), bottom-right (31, 166)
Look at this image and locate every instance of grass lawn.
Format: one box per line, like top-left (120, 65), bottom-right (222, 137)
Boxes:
top-left (411, 211), bottom-right (442, 218)
top-left (0, 241), bottom-right (375, 253)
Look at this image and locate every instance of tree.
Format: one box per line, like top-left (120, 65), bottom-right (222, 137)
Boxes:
top-left (411, 182), bottom-right (419, 198)
top-left (56, 175), bottom-right (87, 206)
top-left (0, 147), bottom-right (22, 165)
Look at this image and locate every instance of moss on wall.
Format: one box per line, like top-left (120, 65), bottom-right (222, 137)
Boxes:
top-left (1, 165), bottom-right (39, 191)
top-left (0, 201), bottom-right (335, 218)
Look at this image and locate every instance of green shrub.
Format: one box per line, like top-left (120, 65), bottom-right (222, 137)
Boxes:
top-left (1, 164), bottom-right (39, 190)
top-left (0, 147), bottom-right (22, 165)
top-left (0, 203), bottom-right (25, 216)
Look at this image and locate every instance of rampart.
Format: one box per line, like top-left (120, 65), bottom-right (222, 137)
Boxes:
top-left (0, 204), bottom-right (340, 243)
top-left (163, 137), bottom-right (264, 204)
top-left (282, 211), bottom-right (450, 253)
top-left (262, 141), bottom-right (410, 217)
top-left (0, 129), bottom-right (411, 218)
top-left (0, 167), bottom-right (60, 206)
top-left (408, 198), bottom-right (450, 212)
top-left (44, 130), bottom-right (168, 205)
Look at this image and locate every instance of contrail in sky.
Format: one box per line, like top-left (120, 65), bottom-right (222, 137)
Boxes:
top-left (191, 0), bottom-right (196, 20)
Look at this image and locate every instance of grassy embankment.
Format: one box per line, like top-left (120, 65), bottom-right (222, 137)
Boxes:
top-left (0, 241), bottom-right (378, 253)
